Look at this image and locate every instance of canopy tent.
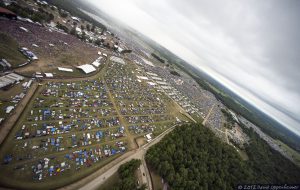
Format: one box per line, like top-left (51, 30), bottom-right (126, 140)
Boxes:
top-left (77, 64), bottom-right (96, 74)
top-left (58, 67), bottom-right (73, 72)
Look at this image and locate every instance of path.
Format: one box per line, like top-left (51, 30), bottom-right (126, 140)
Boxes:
top-left (202, 104), bottom-right (215, 126)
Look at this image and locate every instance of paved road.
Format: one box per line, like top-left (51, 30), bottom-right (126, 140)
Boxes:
top-left (65, 125), bottom-right (178, 190)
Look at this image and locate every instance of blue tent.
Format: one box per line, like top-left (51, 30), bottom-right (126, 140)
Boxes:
top-left (111, 149), bottom-right (116, 155)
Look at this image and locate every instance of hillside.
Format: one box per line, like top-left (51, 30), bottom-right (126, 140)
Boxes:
top-left (0, 32), bottom-right (27, 68)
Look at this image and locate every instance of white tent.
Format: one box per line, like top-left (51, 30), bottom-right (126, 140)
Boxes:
top-left (45, 73), bottom-right (53, 78)
top-left (92, 61), bottom-right (101, 67)
top-left (137, 76), bottom-right (148, 80)
top-left (91, 57), bottom-right (102, 67)
top-left (58, 67), bottom-right (73, 72)
top-left (77, 64), bottom-right (96, 74)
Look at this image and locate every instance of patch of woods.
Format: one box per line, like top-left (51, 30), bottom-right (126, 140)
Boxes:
top-left (221, 108), bottom-right (235, 129)
top-left (170, 70), bottom-right (181, 77)
top-left (146, 124), bottom-right (300, 190)
top-left (56, 22), bottom-right (69, 33)
top-left (151, 53), bottom-right (165, 63)
top-left (120, 50), bottom-right (133, 54)
top-left (5, 3), bottom-right (54, 23)
top-left (110, 159), bottom-right (146, 190)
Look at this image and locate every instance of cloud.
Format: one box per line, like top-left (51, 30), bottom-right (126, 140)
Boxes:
top-left (86, 0), bottom-right (300, 136)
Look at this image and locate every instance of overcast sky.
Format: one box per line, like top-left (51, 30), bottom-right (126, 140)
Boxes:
top-left (86, 0), bottom-right (300, 136)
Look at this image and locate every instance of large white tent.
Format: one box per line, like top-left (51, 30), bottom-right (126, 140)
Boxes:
top-left (110, 56), bottom-right (125, 65)
top-left (77, 64), bottom-right (96, 74)
top-left (91, 57), bottom-right (102, 67)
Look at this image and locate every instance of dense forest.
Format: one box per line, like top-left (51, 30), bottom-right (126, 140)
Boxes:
top-left (240, 123), bottom-right (300, 183)
top-left (170, 70), bottom-right (181, 77)
top-left (146, 124), bottom-right (300, 190)
top-left (4, 2), bottom-right (54, 23)
top-left (151, 53), bottom-right (165, 63)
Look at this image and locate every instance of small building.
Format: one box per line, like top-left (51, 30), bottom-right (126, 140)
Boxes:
top-left (91, 57), bottom-right (102, 68)
top-left (45, 73), bottom-right (53, 78)
top-left (58, 67), bottom-right (73, 72)
top-left (145, 133), bottom-right (152, 142)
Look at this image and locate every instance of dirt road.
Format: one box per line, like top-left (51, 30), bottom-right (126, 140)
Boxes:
top-left (202, 104), bottom-right (215, 126)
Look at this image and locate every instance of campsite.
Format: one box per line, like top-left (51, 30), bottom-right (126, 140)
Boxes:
top-left (0, 53), bottom-right (188, 188)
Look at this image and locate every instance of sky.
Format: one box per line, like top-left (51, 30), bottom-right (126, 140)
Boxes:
top-left (86, 0), bottom-right (300, 136)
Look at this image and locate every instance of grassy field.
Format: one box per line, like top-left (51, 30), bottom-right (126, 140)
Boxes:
top-left (0, 154), bottom-right (120, 190)
top-left (190, 113), bottom-right (204, 123)
top-left (0, 33), bottom-right (27, 68)
top-left (149, 168), bottom-right (163, 190)
top-left (135, 136), bottom-right (147, 147)
top-left (0, 81), bottom-right (26, 121)
top-left (97, 172), bottom-right (121, 190)
top-left (236, 147), bottom-right (249, 161)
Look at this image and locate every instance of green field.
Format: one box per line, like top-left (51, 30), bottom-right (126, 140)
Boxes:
top-left (98, 172), bottom-right (120, 190)
top-left (0, 33), bottom-right (27, 68)
top-left (275, 139), bottom-right (300, 167)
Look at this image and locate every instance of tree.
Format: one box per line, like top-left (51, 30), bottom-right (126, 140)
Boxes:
top-left (91, 25), bottom-right (96, 32)
top-left (70, 27), bottom-right (76, 35)
top-left (86, 24), bottom-right (91, 31)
